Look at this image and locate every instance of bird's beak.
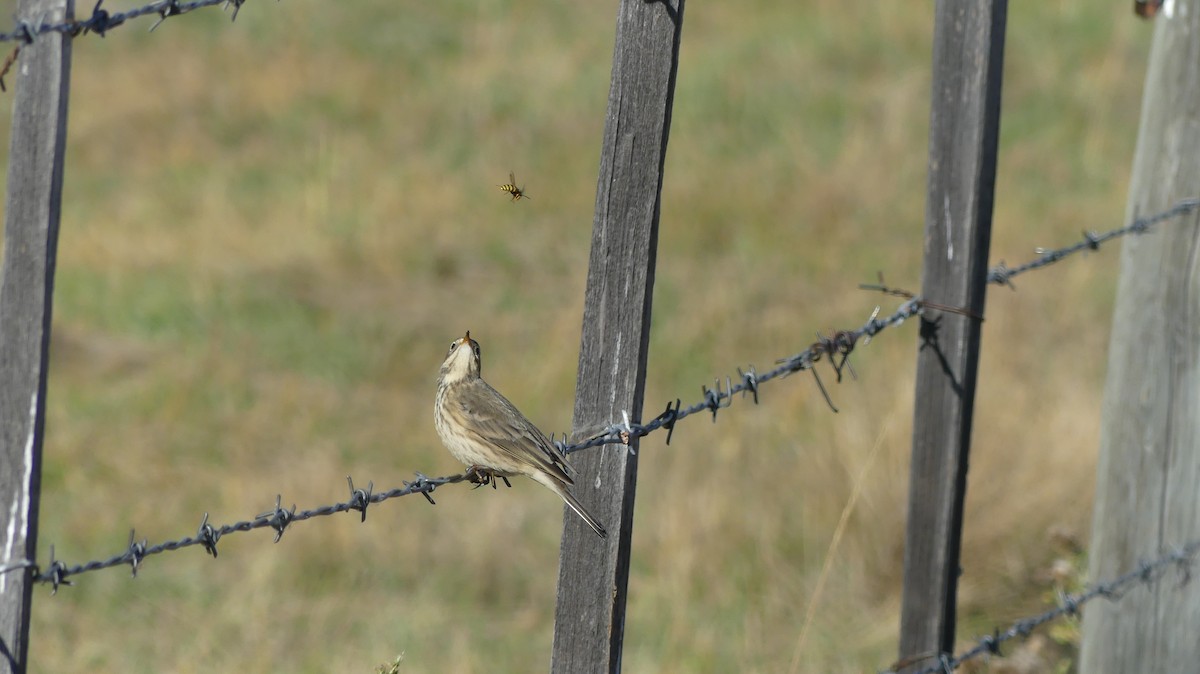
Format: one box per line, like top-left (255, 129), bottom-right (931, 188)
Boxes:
top-left (464, 330), bottom-right (471, 342)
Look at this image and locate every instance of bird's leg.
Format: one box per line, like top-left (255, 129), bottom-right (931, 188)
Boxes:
top-left (464, 466), bottom-right (513, 490)
top-left (465, 465), bottom-right (494, 488)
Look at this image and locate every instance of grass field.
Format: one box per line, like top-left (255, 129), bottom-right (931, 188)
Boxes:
top-left (1, 0), bottom-right (1156, 671)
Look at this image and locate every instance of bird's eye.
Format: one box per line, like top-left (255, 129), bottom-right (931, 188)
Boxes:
top-left (449, 341), bottom-right (458, 351)
top-left (472, 345), bottom-right (481, 358)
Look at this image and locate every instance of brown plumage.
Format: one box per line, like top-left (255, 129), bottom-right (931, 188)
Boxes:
top-left (434, 331), bottom-right (606, 538)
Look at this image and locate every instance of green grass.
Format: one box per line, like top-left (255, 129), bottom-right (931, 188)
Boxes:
top-left (0, 0), bottom-right (1156, 671)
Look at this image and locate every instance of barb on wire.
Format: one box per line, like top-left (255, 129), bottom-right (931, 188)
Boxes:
top-left (225, 0), bottom-right (249, 22)
top-left (882, 539), bottom-right (1200, 674)
top-left (804, 360), bottom-right (838, 413)
top-left (258, 495), bottom-right (297, 543)
top-left (45, 545), bottom-right (72, 595)
top-left (737, 366), bottom-right (759, 404)
top-left (346, 476), bottom-right (373, 523)
top-left (197, 512), bottom-right (220, 557)
top-left (126, 529), bottom-right (148, 577)
top-left (702, 377), bottom-right (733, 421)
top-left (149, 0), bottom-right (188, 31)
top-left (987, 198), bottom-right (1200, 288)
top-left (0, 0), bottom-right (273, 44)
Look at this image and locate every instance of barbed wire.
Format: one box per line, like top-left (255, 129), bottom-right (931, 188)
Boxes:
top-left (4, 198), bottom-right (1197, 591)
top-left (0, 0), bottom-right (267, 45)
top-left (574, 198), bottom-right (1200, 452)
top-left (8, 476), bottom-right (470, 591)
top-left (880, 539), bottom-right (1200, 674)
top-left (987, 198), bottom-right (1200, 287)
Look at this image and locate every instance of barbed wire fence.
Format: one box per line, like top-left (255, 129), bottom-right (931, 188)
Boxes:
top-left (1, 3), bottom-right (1198, 670)
top-left (0, 199), bottom-right (1194, 672)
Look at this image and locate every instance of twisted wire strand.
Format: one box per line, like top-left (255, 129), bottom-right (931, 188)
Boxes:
top-left (886, 540), bottom-right (1200, 674)
top-left (0, 0), bottom-right (266, 44)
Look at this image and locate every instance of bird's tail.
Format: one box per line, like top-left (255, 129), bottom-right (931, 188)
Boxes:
top-left (535, 473), bottom-right (607, 538)
top-left (561, 489), bottom-right (608, 539)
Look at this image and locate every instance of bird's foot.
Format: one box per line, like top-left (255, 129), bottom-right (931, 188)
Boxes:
top-left (465, 465), bottom-right (491, 487)
top-left (465, 466), bottom-right (512, 490)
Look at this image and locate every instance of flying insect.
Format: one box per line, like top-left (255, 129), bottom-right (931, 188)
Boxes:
top-left (498, 172), bottom-right (530, 202)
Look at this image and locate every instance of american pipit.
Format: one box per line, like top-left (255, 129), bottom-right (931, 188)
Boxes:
top-left (434, 331), bottom-right (607, 538)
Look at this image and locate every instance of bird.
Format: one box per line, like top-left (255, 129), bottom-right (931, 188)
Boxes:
top-left (434, 331), bottom-right (607, 538)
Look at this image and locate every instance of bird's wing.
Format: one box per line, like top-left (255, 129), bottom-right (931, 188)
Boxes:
top-left (458, 382), bottom-right (574, 485)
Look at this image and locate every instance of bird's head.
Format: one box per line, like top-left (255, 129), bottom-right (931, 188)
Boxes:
top-left (439, 330), bottom-right (481, 384)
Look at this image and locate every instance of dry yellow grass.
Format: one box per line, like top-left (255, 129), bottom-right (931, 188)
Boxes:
top-left (0, 0), bottom-right (1153, 671)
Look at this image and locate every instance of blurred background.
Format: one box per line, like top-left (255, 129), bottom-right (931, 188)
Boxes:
top-left (2, 0), bottom-right (1153, 671)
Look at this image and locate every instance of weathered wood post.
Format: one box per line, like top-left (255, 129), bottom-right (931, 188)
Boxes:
top-left (897, 0), bottom-right (1006, 667)
top-left (550, 0), bottom-right (684, 671)
top-left (1080, 2), bottom-right (1200, 671)
top-left (0, 1), bottom-right (74, 672)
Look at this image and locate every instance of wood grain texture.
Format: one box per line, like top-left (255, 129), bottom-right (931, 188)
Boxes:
top-left (897, 0), bottom-right (1006, 666)
top-left (0, 1), bottom-right (72, 671)
top-left (550, 1), bottom-right (683, 672)
top-left (1080, 2), bottom-right (1200, 671)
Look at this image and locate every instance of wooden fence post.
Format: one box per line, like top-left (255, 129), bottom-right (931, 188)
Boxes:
top-left (897, 0), bottom-right (1006, 666)
top-left (1080, 2), bottom-right (1200, 671)
top-left (0, 1), bottom-right (74, 672)
top-left (550, 0), bottom-right (683, 671)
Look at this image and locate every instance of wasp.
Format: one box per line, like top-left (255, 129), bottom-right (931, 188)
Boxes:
top-left (498, 172), bottom-right (530, 202)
